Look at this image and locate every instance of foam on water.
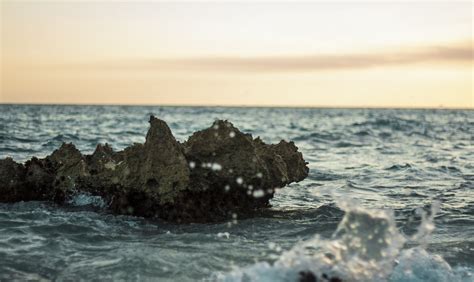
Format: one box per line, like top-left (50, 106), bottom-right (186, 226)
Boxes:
top-left (67, 193), bottom-right (107, 209)
top-left (217, 197), bottom-right (473, 282)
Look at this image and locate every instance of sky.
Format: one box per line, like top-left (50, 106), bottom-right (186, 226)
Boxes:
top-left (1, 1), bottom-right (472, 108)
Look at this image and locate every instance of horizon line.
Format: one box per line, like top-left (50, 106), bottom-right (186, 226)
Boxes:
top-left (1, 102), bottom-right (472, 111)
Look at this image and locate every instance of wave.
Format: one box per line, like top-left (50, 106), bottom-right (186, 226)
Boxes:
top-left (308, 170), bottom-right (344, 181)
top-left (351, 117), bottom-right (424, 131)
top-left (385, 163), bottom-right (413, 171)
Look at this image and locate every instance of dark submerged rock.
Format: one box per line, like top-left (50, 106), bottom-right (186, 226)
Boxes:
top-left (298, 271), bottom-right (343, 282)
top-left (299, 271), bottom-right (318, 282)
top-left (0, 117), bottom-right (309, 222)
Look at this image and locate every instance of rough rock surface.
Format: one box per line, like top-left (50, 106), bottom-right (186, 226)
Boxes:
top-left (0, 116), bottom-right (309, 222)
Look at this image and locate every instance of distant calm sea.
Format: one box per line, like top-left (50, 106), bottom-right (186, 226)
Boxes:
top-left (0, 105), bottom-right (473, 281)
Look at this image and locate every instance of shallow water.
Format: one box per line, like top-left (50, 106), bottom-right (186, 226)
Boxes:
top-left (0, 105), bottom-right (473, 281)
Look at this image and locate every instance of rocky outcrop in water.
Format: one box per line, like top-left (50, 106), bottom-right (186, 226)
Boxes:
top-left (0, 116), bottom-right (308, 222)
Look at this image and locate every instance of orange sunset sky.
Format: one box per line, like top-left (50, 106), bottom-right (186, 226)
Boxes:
top-left (1, 1), bottom-right (473, 108)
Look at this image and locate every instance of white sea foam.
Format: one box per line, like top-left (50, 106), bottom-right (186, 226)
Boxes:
top-left (67, 193), bottom-right (106, 208)
top-left (217, 232), bottom-right (230, 239)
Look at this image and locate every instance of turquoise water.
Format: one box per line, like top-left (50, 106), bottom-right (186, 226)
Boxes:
top-left (0, 105), bottom-right (473, 281)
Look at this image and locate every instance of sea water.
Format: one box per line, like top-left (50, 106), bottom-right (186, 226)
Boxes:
top-left (0, 105), bottom-right (472, 281)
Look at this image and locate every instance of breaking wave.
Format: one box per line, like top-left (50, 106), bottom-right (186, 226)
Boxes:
top-left (216, 198), bottom-right (473, 282)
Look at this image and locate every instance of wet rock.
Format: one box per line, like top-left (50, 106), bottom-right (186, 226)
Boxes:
top-left (184, 120), bottom-right (278, 200)
top-left (0, 117), bottom-right (309, 222)
top-left (87, 143), bottom-right (117, 175)
top-left (47, 143), bottom-right (89, 199)
top-left (0, 156), bottom-right (59, 202)
top-left (181, 119), bottom-right (309, 221)
top-left (104, 116), bottom-right (191, 217)
top-left (0, 158), bottom-right (27, 202)
top-left (24, 157), bottom-right (57, 201)
top-left (121, 116), bottom-right (190, 205)
top-left (270, 140), bottom-right (309, 182)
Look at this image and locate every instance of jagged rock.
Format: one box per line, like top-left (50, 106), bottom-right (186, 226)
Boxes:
top-left (24, 157), bottom-right (57, 201)
top-left (87, 143), bottom-right (117, 174)
top-left (183, 120), bottom-right (308, 216)
top-left (0, 117), bottom-right (309, 223)
top-left (266, 140), bottom-right (309, 182)
top-left (104, 116), bottom-right (191, 217)
top-left (121, 116), bottom-right (190, 204)
top-left (47, 143), bottom-right (89, 201)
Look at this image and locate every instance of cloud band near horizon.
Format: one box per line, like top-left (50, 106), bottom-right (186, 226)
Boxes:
top-left (52, 40), bottom-right (473, 73)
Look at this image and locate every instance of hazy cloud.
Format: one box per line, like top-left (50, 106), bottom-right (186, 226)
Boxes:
top-left (55, 41), bottom-right (473, 73)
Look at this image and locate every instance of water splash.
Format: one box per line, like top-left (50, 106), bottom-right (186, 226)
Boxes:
top-left (216, 197), bottom-right (471, 282)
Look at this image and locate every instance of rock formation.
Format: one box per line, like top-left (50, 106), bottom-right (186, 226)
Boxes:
top-left (0, 116), bottom-right (309, 223)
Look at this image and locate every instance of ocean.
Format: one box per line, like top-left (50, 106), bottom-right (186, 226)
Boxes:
top-left (0, 105), bottom-right (473, 281)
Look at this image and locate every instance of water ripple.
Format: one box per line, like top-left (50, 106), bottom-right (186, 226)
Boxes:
top-left (0, 105), bottom-right (473, 280)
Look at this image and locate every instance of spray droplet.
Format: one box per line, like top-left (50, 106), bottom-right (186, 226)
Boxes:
top-left (253, 189), bottom-right (265, 198)
top-left (236, 177), bottom-right (243, 185)
top-left (211, 163), bottom-right (222, 171)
